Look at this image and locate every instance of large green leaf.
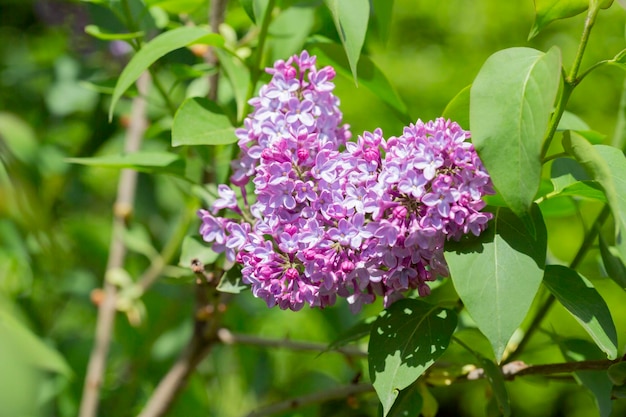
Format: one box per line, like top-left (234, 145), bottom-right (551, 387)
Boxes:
top-left (470, 47), bottom-right (561, 217)
top-left (323, 0), bottom-right (370, 83)
top-left (108, 27), bottom-right (224, 119)
top-left (67, 151), bottom-right (186, 177)
top-left (216, 48), bottom-right (251, 123)
top-left (544, 265), bottom-right (618, 359)
top-left (310, 42), bottom-right (411, 124)
top-left (172, 97), bottom-right (237, 147)
top-left (445, 205), bottom-right (547, 361)
top-left (564, 132), bottom-right (626, 265)
top-left (368, 299), bottom-right (456, 416)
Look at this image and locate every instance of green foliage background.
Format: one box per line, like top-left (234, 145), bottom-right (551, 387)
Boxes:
top-left (1, 0), bottom-right (626, 416)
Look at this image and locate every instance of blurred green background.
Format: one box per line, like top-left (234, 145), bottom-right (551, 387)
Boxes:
top-left (1, 0), bottom-right (626, 416)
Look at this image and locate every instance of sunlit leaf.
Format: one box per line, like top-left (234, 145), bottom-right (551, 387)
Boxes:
top-left (216, 48), bottom-right (251, 123)
top-left (445, 205), bottom-right (547, 361)
top-left (544, 265), bottom-right (618, 359)
top-left (323, 0), bottom-right (370, 83)
top-left (109, 27), bottom-right (224, 119)
top-left (266, 6), bottom-right (315, 64)
top-left (84, 24), bottom-right (143, 40)
top-left (66, 151), bottom-right (186, 177)
top-left (369, 299), bottom-right (456, 416)
top-left (470, 47), bottom-right (561, 217)
top-left (563, 132), bottom-right (626, 266)
top-left (529, 0), bottom-right (588, 39)
top-left (172, 97), bottom-right (237, 147)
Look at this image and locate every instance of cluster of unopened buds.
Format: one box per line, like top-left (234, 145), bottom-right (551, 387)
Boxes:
top-left (198, 51), bottom-right (494, 312)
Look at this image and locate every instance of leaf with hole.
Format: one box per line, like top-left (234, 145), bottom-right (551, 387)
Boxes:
top-left (368, 299), bottom-right (456, 416)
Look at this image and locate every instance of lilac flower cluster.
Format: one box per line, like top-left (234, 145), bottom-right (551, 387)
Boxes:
top-left (198, 51), bottom-right (494, 312)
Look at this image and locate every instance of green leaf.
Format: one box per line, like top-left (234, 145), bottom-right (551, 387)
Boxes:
top-left (145, 0), bottom-right (205, 14)
top-left (445, 205), bottom-right (547, 362)
top-left (0, 112), bottom-right (38, 164)
top-left (543, 265), bottom-right (618, 359)
top-left (0, 310), bottom-right (71, 376)
top-left (216, 48), bottom-right (251, 123)
top-left (561, 339), bottom-right (614, 417)
top-left (372, 0), bottom-right (394, 43)
top-left (266, 6), bottom-right (315, 65)
top-left (84, 24), bottom-right (144, 40)
top-left (109, 27), bottom-right (224, 119)
top-left (529, 0), bottom-right (588, 39)
top-left (550, 157), bottom-right (607, 202)
top-left (479, 357), bottom-right (511, 417)
top-left (323, 0), bottom-right (370, 83)
top-left (470, 47), bottom-right (561, 217)
top-left (240, 0), bottom-right (256, 22)
top-left (608, 362), bottom-right (626, 386)
top-left (327, 316), bottom-right (377, 352)
top-left (387, 382), bottom-right (423, 417)
top-left (172, 97), bottom-right (237, 147)
top-left (599, 236), bottom-right (626, 288)
top-left (66, 151), bottom-right (186, 177)
top-left (557, 111), bottom-right (590, 131)
top-left (563, 132), bottom-right (626, 265)
top-left (442, 85), bottom-right (471, 130)
top-left (217, 266), bottom-right (248, 294)
top-left (179, 235), bottom-right (220, 268)
top-left (368, 299), bottom-right (457, 416)
top-left (310, 42), bottom-right (411, 124)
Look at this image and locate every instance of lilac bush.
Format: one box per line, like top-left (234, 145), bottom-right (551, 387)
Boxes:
top-left (198, 51), bottom-right (494, 312)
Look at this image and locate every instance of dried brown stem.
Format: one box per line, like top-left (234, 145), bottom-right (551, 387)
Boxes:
top-left (79, 72), bottom-right (150, 417)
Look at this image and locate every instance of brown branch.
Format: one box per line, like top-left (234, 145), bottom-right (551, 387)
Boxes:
top-left (466, 358), bottom-right (623, 382)
top-left (79, 72), bottom-right (150, 417)
top-left (217, 328), bottom-right (368, 358)
top-left (244, 383), bottom-right (375, 417)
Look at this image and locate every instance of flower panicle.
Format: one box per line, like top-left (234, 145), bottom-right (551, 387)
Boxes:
top-left (199, 51), bottom-right (494, 312)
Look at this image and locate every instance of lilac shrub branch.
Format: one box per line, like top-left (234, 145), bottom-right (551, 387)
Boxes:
top-left (79, 72), bottom-right (150, 417)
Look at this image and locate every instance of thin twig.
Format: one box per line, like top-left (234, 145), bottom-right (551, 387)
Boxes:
top-left (206, 0), bottom-right (228, 101)
top-left (244, 383), bottom-right (375, 417)
top-left (79, 72), bottom-right (150, 417)
top-left (217, 328), bottom-right (368, 358)
top-left (136, 263), bottom-right (226, 417)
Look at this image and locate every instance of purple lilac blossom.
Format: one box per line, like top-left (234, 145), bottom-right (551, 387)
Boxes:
top-left (198, 51), bottom-right (494, 312)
